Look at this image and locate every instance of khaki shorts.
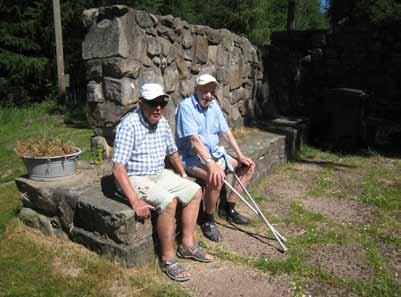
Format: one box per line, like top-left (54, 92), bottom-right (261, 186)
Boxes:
top-left (128, 169), bottom-right (201, 212)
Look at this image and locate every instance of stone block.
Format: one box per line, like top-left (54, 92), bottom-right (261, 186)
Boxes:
top-left (231, 87), bottom-right (245, 104)
top-left (258, 118), bottom-right (310, 160)
top-left (182, 29), bottom-right (193, 49)
top-left (164, 64), bottom-right (178, 93)
top-left (130, 27), bottom-right (146, 60)
top-left (85, 60), bottom-right (103, 80)
top-left (16, 180), bottom-right (61, 217)
top-left (206, 28), bottom-right (221, 45)
top-left (141, 67), bottom-right (163, 85)
top-left (160, 38), bottom-right (171, 57)
top-left (157, 25), bottom-right (176, 42)
top-left (74, 187), bottom-right (153, 246)
top-left (103, 58), bottom-right (142, 79)
top-left (82, 8), bottom-right (99, 29)
top-left (88, 100), bottom-right (128, 128)
top-left (82, 17), bottom-right (129, 60)
top-left (179, 79), bottom-right (195, 98)
top-left (87, 81), bottom-right (104, 103)
top-left (226, 47), bottom-right (242, 90)
top-left (146, 36), bottom-right (161, 57)
top-left (103, 77), bottom-right (137, 106)
top-left (223, 129), bottom-right (287, 187)
top-left (193, 35), bottom-right (208, 65)
top-left (220, 29), bottom-right (234, 52)
top-left (159, 15), bottom-right (175, 28)
top-left (208, 45), bottom-right (218, 65)
top-left (71, 227), bottom-right (155, 267)
top-left (199, 65), bottom-right (216, 77)
top-left (19, 207), bottom-right (64, 237)
top-left (216, 66), bottom-right (226, 83)
top-left (135, 10), bottom-right (154, 28)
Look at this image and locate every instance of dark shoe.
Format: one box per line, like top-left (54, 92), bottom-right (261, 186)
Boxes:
top-left (201, 221), bottom-right (223, 242)
top-left (218, 206), bottom-right (250, 225)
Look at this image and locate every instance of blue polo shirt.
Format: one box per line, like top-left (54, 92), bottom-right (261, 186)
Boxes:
top-left (175, 94), bottom-right (230, 167)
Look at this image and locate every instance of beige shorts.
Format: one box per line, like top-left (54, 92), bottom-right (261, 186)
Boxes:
top-left (128, 169), bottom-right (201, 212)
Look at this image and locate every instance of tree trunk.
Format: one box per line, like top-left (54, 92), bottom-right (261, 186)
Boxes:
top-left (287, 0), bottom-right (296, 31)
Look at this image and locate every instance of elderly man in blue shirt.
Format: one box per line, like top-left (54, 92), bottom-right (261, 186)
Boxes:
top-left (176, 74), bottom-right (255, 242)
top-left (113, 83), bottom-right (213, 282)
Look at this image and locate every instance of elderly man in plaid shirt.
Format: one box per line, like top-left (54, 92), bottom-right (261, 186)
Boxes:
top-left (113, 83), bottom-right (213, 282)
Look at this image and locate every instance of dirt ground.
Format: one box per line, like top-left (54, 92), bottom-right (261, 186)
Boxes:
top-left (175, 160), bottom-right (401, 297)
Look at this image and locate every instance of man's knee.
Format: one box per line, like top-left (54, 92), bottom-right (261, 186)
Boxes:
top-left (205, 182), bottom-right (223, 192)
top-left (163, 198), bottom-right (178, 216)
top-left (192, 188), bottom-right (202, 202)
top-left (237, 164), bottom-right (255, 177)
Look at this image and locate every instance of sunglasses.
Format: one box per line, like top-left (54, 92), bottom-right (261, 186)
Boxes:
top-left (143, 99), bottom-right (169, 108)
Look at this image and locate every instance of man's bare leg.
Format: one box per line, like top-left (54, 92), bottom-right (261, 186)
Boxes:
top-left (157, 198), bottom-right (178, 261)
top-left (226, 162), bottom-right (255, 203)
top-left (180, 188), bottom-right (214, 261)
top-left (219, 158), bottom-right (255, 224)
top-left (181, 189), bottom-right (201, 248)
top-left (186, 166), bottom-right (222, 214)
top-left (187, 166), bottom-right (223, 242)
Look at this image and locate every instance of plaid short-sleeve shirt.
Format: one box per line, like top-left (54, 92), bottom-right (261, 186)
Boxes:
top-left (112, 109), bottom-right (177, 176)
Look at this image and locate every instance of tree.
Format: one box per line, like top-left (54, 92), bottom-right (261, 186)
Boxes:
top-left (329, 0), bottom-right (401, 28)
top-left (0, 0), bottom-right (329, 105)
top-left (0, 0), bottom-right (53, 105)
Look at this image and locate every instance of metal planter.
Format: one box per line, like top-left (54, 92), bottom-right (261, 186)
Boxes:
top-left (21, 148), bottom-right (81, 181)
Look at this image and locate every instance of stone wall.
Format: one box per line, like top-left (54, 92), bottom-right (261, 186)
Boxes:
top-left (82, 5), bottom-right (263, 144)
top-left (261, 24), bottom-right (401, 146)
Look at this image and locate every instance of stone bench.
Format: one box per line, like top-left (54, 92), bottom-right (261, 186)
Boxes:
top-left (16, 128), bottom-right (292, 267)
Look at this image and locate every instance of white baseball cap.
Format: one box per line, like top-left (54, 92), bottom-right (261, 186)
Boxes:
top-left (139, 83), bottom-right (169, 101)
top-left (196, 74), bottom-right (218, 86)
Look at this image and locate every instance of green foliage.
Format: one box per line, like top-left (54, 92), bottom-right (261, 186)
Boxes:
top-left (296, 0), bottom-right (329, 30)
top-left (0, 184), bottom-right (21, 236)
top-left (0, 0), bottom-right (53, 105)
top-left (0, 0), bottom-right (328, 105)
top-left (0, 101), bottom-right (93, 183)
top-left (329, 0), bottom-right (401, 27)
top-left (255, 256), bottom-right (303, 274)
top-left (359, 170), bottom-right (401, 210)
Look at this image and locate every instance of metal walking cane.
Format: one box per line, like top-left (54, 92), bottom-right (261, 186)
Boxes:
top-left (221, 153), bottom-right (288, 252)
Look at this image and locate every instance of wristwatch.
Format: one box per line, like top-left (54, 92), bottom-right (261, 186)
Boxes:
top-left (205, 157), bottom-right (214, 163)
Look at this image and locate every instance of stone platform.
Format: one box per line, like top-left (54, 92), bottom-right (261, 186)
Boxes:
top-left (15, 128), bottom-right (297, 267)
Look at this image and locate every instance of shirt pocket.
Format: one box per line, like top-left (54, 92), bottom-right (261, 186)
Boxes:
top-left (210, 120), bottom-right (220, 134)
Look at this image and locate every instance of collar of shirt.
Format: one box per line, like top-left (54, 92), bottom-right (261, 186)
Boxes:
top-left (137, 108), bottom-right (157, 130)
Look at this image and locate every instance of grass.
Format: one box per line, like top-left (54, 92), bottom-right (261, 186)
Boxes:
top-left (1, 102), bottom-right (401, 296)
top-left (0, 101), bottom-right (93, 183)
top-left (0, 102), bottom-right (189, 297)
top-left (248, 145), bottom-right (401, 296)
top-left (203, 144), bottom-right (401, 296)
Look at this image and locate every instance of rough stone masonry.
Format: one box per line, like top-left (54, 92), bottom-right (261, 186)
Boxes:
top-left (82, 5), bottom-right (264, 143)
top-left (16, 5), bottom-right (299, 267)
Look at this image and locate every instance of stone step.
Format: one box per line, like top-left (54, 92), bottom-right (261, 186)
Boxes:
top-left (256, 117), bottom-right (309, 160)
top-left (226, 128), bottom-right (287, 187)
top-left (16, 128), bottom-right (291, 267)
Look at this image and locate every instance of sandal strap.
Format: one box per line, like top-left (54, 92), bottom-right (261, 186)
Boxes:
top-left (162, 259), bottom-right (187, 278)
top-left (188, 245), bottom-right (206, 258)
top-left (178, 244), bottom-right (211, 261)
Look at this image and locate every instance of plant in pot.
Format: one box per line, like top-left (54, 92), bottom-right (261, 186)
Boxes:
top-left (15, 137), bottom-right (81, 181)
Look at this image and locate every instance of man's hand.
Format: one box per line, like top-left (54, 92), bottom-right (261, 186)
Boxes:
top-left (238, 154), bottom-right (255, 169)
top-left (131, 199), bottom-right (154, 219)
top-left (207, 161), bottom-right (225, 187)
